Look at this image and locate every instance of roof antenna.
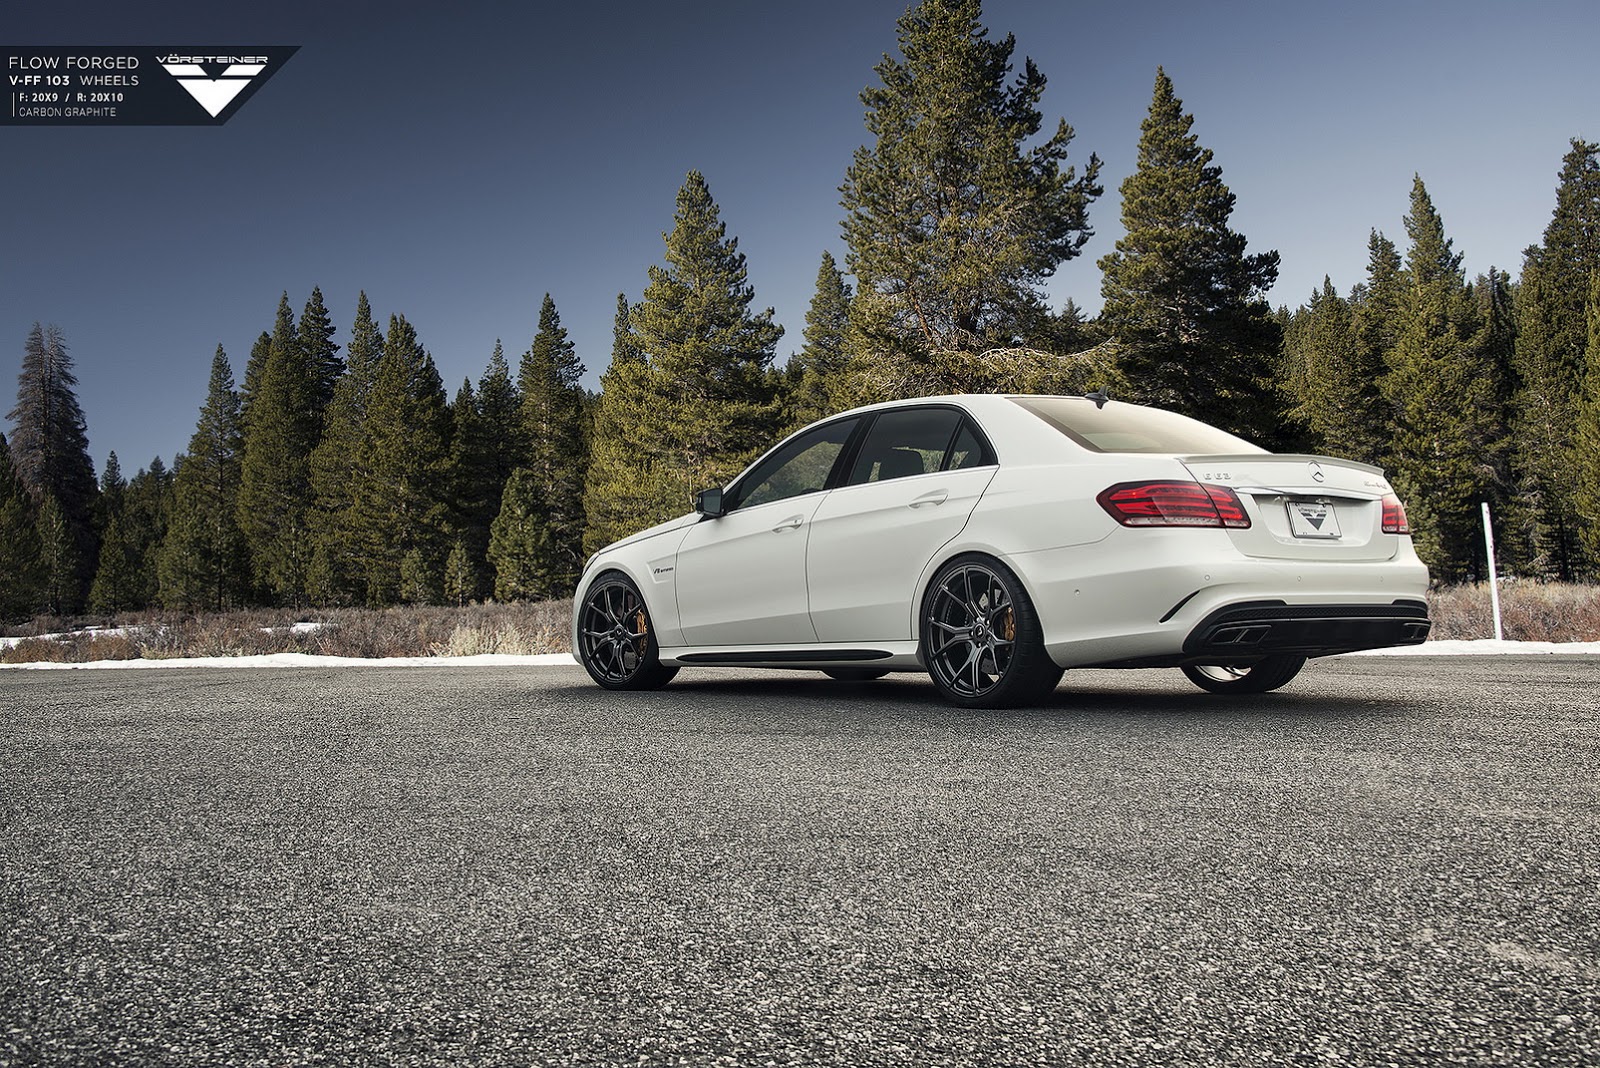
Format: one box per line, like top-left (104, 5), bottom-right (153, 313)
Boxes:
top-left (1085, 386), bottom-right (1110, 409)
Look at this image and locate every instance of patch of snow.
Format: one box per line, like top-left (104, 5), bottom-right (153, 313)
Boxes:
top-left (1342, 639), bottom-right (1600, 656)
top-left (1, 626), bottom-right (141, 649)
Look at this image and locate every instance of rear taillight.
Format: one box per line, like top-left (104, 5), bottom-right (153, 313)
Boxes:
top-left (1381, 494), bottom-right (1410, 534)
top-left (1097, 481), bottom-right (1251, 529)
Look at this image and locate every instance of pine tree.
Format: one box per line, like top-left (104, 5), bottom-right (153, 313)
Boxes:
top-left (308, 292), bottom-right (384, 605)
top-left (1351, 231), bottom-right (1405, 376)
top-left (841, 0), bottom-right (1100, 363)
top-left (443, 537), bottom-right (483, 607)
top-left (612, 293), bottom-right (642, 367)
top-left (1468, 267), bottom-right (1521, 570)
top-left (1574, 271), bottom-right (1600, 568)
top-left (7, 322), bottom-right (99, 608)
top-left (583, 355), bottom-right (666, 555)
top-left (95, 451), bottom-right (125, 534)
top-left (442, 378), bottom-right (494, 601)
top-left (634, 174), bottom-right (784, 465)
top-left (488, 468), bottom-right (551, 601)
top-left (1098, 69), bottom-right (1282, 442)
top-left (298, 285), bottom-right (343, 420)
top-left (438, 342), bottom-right (524, 601)
top-left (122, 458), bottom-right (174, 608)
top-left (237, 294), bottom-right (318, 603)
top-left (398, 548), bottom-right (441, 606)
top-left (89, 516), bottom-right (137, 614)
top-left (346, 314), bottom-right (451, 604)
top-left (1511, 139), bottom-right (1600, 578)
top-left (584, 173), bottom-right (784, 552)
top-left (239, 330), bottom-right (272, 433)
top-left (1282, 274), bottom-right (1390, 466)
top-left (1381, 177), bottom-right (1501, 580)
top-left (89, 450), bottom-right (161, 612)
top-left (159, 346), bottom-right (250, 610)
top-left (1287, 279), bottom-right (1362, 459)
top-left (477, 339), bottom-right (524, 480)
top-left (789, 251), bottom-right (854, 424)
top-left (0, 433), bottom-right (44, 620)
top-left (1032, 297), bottom-right (1100, 359)
top-left (515, 294), bottom-right (588, 596)
top-left (583, 298), bottom-right (655, 554)
top-left (35, 494), bottom-right (79, 616)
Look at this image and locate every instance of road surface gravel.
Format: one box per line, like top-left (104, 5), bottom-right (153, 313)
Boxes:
top-left (1, 656), bottom-right (1595, 1066)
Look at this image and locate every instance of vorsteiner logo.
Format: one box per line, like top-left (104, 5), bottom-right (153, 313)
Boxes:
top-left (158, 53), bottom-right (270, 118)
top-left (2, 45), bottom-right (297, 126)
top-left (159, 55), bottom-right (269, 65)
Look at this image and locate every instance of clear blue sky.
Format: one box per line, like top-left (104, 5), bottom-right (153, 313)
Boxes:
top-left (4, 0), bottom-right (1597, 476)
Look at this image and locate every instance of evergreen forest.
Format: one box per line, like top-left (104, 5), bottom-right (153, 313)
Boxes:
top-left (5, 0), bottom-right (1600, 622)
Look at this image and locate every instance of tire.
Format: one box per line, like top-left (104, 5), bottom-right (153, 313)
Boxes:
top-left (822, 667), bottom-right (891, 682)
top-left (1181, 655), bottom-right (1306, 694)
top-left (920, 554), bottom-right (1063, 709)
top-left (576, 572), bottom-right (679, 691)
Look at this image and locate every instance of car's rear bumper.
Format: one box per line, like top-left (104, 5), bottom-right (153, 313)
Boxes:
top-left (1181, 599), bottom-right (1431, 659)
top-left (1005, 530), bottom-right (1432, 670)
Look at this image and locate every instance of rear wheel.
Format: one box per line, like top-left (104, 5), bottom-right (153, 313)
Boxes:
top-left (576, 573), bottom-right (679, 690)
top-left (1181, 655), bottom-right (1306, 694)
top-left (822, 667), bottom-right (890, 682)
top-left (921, 555), bottom-right (1063, 709)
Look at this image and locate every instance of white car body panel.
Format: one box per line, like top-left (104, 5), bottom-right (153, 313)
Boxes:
top-left (807, 464), bottom-right (997, 642)
top-left (674, 494), bottom-right (823, 646)
top-left (573, 394), bottom-right (1432, 680)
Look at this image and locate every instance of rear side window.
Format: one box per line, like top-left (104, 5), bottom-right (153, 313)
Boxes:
top-left (947, 423), bottom-right (987, 470)
top-left (846, 407), bottom-right (991, 485)
top-left (1010, 396), bottom-right (1263, 455)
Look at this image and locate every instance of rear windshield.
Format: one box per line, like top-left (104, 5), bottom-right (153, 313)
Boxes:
top-left (1009, 396), bottom-right (1263, 455)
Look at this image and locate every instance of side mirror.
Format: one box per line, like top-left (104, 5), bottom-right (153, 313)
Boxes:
top-left (693, 487), bottom-right (725, 518)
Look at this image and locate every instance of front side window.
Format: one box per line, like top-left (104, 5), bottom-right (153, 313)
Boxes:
top-left (728, 418), bottom-right (857, 510)
top-left (846, 407), bottom-right (973, 486)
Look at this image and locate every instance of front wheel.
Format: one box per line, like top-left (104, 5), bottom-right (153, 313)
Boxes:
top-left (1181, 655), bottom-right (1306, 694)
top-left (921, 555), bottom-right (1063, 709)
top-left (576, 573), bottom-right (679, 690)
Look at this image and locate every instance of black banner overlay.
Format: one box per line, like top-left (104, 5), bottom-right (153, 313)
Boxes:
top-left (4, 46), bottom-right (299, 126)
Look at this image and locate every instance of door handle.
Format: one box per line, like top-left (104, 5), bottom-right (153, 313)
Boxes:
top-left (909, 490), bottom-right (949, 508)
top-left (772, 515), bottom-right (804, 532)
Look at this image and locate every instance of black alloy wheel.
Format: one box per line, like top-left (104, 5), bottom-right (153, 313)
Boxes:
top-left (921, 555), bottom-right (1062, 709)
top-left (1181, 655), bottom-right (1306, 694)
top-left (577, 573), bottom-right (679, 690)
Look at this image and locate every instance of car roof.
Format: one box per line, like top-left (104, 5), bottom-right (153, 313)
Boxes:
top-left (824, 392), bottom-right (1095, 419)
top-left (794, 393), bottom-right (1096, 465)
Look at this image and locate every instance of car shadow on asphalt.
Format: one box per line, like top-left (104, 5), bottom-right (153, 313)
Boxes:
top-left (565, 670), bottom-right (1424, 724)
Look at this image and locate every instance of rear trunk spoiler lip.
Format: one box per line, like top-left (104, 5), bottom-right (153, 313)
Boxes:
top-left (1177, 453), bottom-right (1386, 476)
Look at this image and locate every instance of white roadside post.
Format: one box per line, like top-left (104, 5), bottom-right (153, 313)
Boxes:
top-left (1481, 501), bottom-right (1504, 642)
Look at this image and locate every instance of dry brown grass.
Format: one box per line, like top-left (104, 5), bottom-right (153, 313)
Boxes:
top-left (1426, 582), bottom-right (1600, 642)
top-left (4, 586), bottom-right (1597, 665)
top-left (1, 632), bottom-right (146, 664)
top-left (0, 601), bottom-right (573, 665)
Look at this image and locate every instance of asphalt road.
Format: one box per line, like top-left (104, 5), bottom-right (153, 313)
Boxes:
top-left (1, 657), bottom-right (1596, 1067)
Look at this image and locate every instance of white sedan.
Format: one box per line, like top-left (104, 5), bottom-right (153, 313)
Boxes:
top-left (571, 394), bottom-right (1431, 707)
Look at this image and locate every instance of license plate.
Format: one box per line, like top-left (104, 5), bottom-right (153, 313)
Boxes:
top-left (1287, 498), bottom-right (1341, 539)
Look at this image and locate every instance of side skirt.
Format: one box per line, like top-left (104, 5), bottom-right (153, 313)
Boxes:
top-left (660, 641), bottom-right (923, 670)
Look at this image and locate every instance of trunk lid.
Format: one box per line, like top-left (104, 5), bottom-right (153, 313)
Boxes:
top-left (1179, 454), bottom-right (1400, 562)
